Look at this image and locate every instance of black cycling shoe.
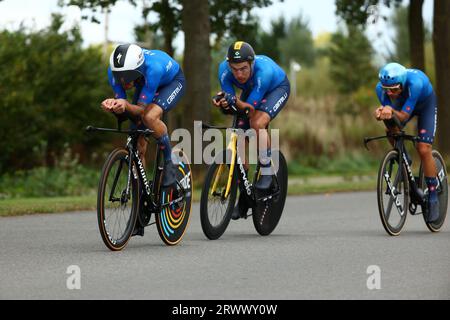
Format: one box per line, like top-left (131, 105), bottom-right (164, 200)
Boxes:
top-left (427, 198), bottom-right (440, 223)
top-left (162, 161), bottom-right (178, 187)
top-left (131, 225), bottom-right (145, 237)
top-left (254, 172), bottom-right (274, 190)
top-left (232, 193), bottom-right (250, 220)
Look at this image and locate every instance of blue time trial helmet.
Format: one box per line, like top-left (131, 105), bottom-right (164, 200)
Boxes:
top-left (379, 62), bottom-right (407, 87)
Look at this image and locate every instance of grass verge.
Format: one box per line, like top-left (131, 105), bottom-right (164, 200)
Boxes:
top-left (0, 176), bottom-right (377, 217)
top-left (0, 196), bottom-right (97, 217)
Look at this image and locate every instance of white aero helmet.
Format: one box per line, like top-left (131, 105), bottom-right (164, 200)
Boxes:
top-left (110, 44), bottom-right (145, 84)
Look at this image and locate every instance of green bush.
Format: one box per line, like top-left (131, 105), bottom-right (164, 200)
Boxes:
top-left (0, 145), bottom-right (99, 199)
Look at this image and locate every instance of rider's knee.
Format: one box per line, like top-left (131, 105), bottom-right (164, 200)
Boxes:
top-left (143, 105), bottom-right (162, 124)
top-left (416, 142), bottom-right (432, 158)
top-left (250, 115), bottom-right (270, 131)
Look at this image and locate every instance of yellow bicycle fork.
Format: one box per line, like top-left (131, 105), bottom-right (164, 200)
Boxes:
top-left (210, 132), bottom-right (275, 199)
top-left (211, 132), bottom-right (238, 198)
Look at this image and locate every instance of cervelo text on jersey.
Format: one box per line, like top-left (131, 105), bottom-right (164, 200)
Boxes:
top-left (376, 69), bottom-right (434, 115)
top-left (219, 55), bottom-right (287, 108)
top-left (108, 49), bottom-right (180, 105)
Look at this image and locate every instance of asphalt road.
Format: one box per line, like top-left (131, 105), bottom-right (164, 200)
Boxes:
top-left (0, 192), bottom-right (449, 300)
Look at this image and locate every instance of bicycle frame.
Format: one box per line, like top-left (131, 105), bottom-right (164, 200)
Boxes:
top-left (211, 130), bottom-right (255, 199)
top-left (365, 132), bottom-right (426, 214)
top-left (125, 135), bottom-right (164, 208)
top-left (86, 125), bottom-right (168, 211)
top-left (208, 114), bottom-right (280, 204)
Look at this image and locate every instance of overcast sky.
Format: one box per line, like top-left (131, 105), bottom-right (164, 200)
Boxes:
top-left (0, 0), bottom-right (434, 55)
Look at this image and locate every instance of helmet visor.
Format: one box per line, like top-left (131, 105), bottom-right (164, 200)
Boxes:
top-left (382, 84), bottom-right (402, 94)
top-left (113, 69), bottom-right (143, 85)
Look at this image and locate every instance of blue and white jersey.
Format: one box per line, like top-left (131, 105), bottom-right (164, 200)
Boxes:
top-left (218, 55), bottom-right (287, 108)
top-left (376, 69), bottom-right (434, 114)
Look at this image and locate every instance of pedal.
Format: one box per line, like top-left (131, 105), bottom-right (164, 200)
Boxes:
top-left (257, 191), bottom-right (280, 202)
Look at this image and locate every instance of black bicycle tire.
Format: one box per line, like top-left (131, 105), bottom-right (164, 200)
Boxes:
top-left (97, 148), bottom-right (139, 251)
top-left (154, 149), bottom-right (193, 246)
top-left (377, 150), bottom-right (409, 236)
top-left (421, 150), bottom-right (448, 232)
top-left (252, 150), bottom-right (288, 236)
top-left (200, 159), bottom-right (238, 240)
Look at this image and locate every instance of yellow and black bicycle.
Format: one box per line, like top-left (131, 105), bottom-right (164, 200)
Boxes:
top-left (200, 97), bottom-right (288, 240)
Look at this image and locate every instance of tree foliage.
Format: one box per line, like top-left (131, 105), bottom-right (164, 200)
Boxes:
top-left (335, 0), bottom-right (401, 28)
top-left (61, 0), bottom-right (277, 48)
top-left (0, 14), bottom-right (112, 173)
top-left (278, 14), bottom-right (316, 67)
top-left (328, 26), bottom-right (375, 95)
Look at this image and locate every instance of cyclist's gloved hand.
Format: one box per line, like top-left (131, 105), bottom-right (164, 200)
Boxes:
top-left (223, 93), bottom-right (237, 110)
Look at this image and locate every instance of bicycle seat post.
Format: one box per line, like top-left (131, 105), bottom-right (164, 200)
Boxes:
top-left (232, 114), bottom-right (239, 129)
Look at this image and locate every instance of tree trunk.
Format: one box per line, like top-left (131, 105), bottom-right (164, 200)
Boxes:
top-left (433, 0), bottom-right (450, 157)
top-left (181, 0), bottom-right (211, 125)
top-left (408, 0), bottom-right (425, 71)
top-left (180, 0), bottom-right (211, 175)
top-left (161, 0), bottom-right (175, 57)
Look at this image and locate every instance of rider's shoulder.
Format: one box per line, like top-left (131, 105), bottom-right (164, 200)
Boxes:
top-left (405, 69), bottom-right (429, 87)
top-left (142, 49), bottom-right (164, 59)
top-left (219, 60), bottom-right (231, 74)
top-left (254, 55), bottom-right (274, 65)
top-left (406, 68), bottom-right (427, 79)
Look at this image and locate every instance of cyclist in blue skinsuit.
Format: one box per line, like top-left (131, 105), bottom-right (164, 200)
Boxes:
top-left (213, 41), bottom-right (290, 220)
top-left (101, 44), bottom-right (185, 188)
top-left (101, 44), bottom-right (185, 237)
top-left (374, 62), bottom-right (439, 222)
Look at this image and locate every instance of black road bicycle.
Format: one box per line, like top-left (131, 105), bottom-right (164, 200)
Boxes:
top-left (86, 121), bottom-right (193, 251)
top-left (364, 116), bottom-right (448, 236)
top-left (199, 99), bottom-right (288, 240)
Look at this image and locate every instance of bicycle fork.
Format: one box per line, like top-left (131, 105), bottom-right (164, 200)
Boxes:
top-left (211, 133), bottom-right (238, 199)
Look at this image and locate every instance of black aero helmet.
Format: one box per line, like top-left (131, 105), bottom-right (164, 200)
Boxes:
top-left (110, 44), bottom-right (145, 84)
top-left (227, 41), bottom-right (255, 64)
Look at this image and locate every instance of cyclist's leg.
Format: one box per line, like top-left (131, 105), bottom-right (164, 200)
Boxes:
top-left (251, 111), bottom-right (272, 163)
top-left (416, 93), bottom-right (438, 177)
top-left (143, 70), bottom-right (186, 186)
top-left (142, 70), bottom-right (186, 164)
top-left (415, 93), bottom-right (439, 221)
top-left (416, 97), bottom-right (438, 173)
top-left (251, 78), bottom-right (290, 188)
top-left (128, 121), bottom-right (149, 168)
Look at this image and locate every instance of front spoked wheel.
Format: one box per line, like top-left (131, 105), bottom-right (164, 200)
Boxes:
top-left (377, 150), bottom-right (409, 236)
top-left (200, 152), bottom-right (238, 240)
top-left (420, 151), bottom-right (448, 232)
top-left (97, 148), bottom-right (139, 251)
top-left (155, 149), bottom-right (193, 246)
top-left (253, 150), bottom-right (288, 236)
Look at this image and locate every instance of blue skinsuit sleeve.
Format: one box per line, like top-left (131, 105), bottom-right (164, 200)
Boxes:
top-left (219, 64), bottom-right (236, 96)
top-left (376, 83), bottom-right (391, 107)
top-left (401, 79), bottom-right (423, 115)
top-left (137, 65), bottom-right (164, 106)
top-left (108, 67), bottom-right (127, 99)
top-left (246, 70), bottom-right (271, 108)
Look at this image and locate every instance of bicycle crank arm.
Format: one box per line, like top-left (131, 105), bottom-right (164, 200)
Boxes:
top-left (161, 195), bottom-right (186, 208)
top-left (257, 191), bottom-right (280, 203)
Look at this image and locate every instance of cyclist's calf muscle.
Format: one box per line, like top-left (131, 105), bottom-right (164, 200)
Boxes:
top-left (142, 103), bottom-right (167, 139)
top-left (251, 111), bottom-right (272, 150)
top-left (417, 142), bottom-right (437, 177)
top-left (137, 135), bottom-right (148, 168)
